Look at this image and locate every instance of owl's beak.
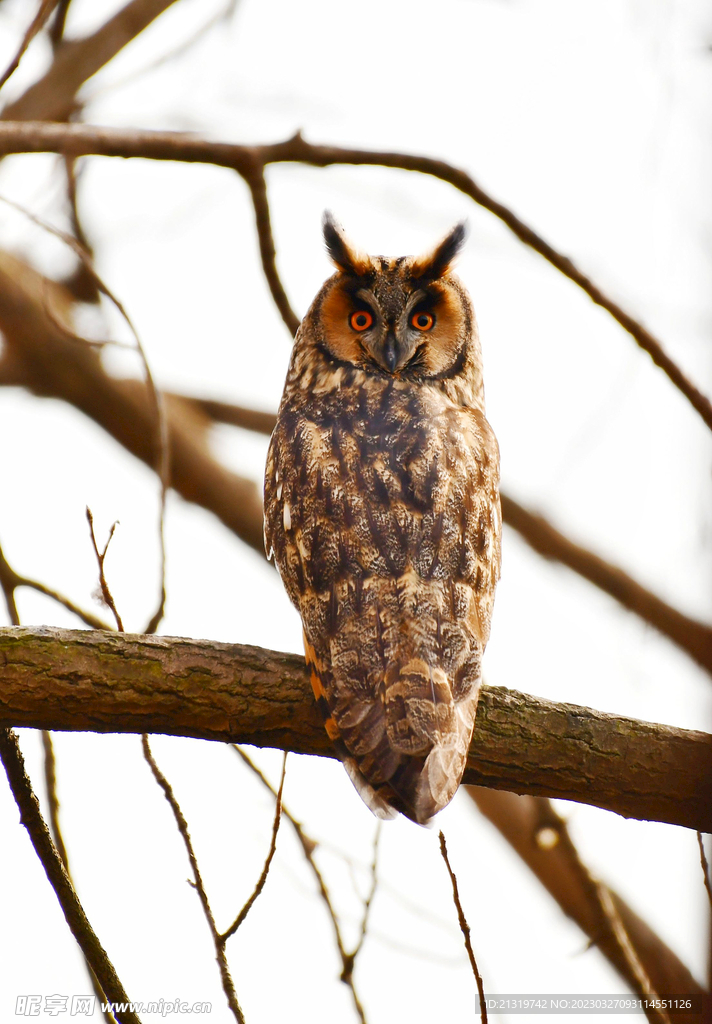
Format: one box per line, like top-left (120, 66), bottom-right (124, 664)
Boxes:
top-left (383, 332), bottom-right (398, 373)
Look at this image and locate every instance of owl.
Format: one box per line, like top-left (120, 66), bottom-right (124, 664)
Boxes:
top-left (264, 214), bottom-right (501, 824)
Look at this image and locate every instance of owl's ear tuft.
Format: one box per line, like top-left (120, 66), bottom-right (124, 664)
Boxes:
top-left (411, 222), bottom-right (467, 280)
top-left (322, 211), bottom-right (372, 276)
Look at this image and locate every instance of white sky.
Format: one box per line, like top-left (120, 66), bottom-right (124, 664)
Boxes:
top-left (0, 0), bottom-right (710, 1021)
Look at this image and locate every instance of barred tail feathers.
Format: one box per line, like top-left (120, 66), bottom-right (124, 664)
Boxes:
top-left (303, 635), bottom-right (478, 825)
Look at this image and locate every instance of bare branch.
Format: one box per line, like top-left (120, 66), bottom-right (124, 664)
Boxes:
top-left (0, 121), bottom-right (708, 431)
top-left (349, 823), bottom-right (380, 964)
top-left (697, 833), bottom-right (712, 911)
top-left (85, 508), bottom-right (124, 632)
top-left (234, 746), bottom-right (368, 1024)
top-left (438, 831), bottom-right (487, 1024)
top-left (467, 788), bottom-right (706, 1016)
top-left (141, 735), bottom-right (245, 1024)
top-left (220, 751), bottom-right (287, 942)
top-left (242, 164), bottom-right (300, 336)
top-left (41, 730), bottom-right (69, 867)
top-left (0, 0), bottom-right (182, 124)
top-left (41, 731), bottom-right (113, 1021)
top-left (0, 537), bottom-right (111, 630)
top-left (0, 0), bottom-right (63, 92)
top-left (0, 727), bottom-right (140, 1023)
top-left (0, 626), bottom-right (709, 831)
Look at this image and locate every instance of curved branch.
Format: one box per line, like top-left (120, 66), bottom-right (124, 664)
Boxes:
top-left (0, 121), bottom-right (708, 431)
top-left (242, 164), bottom-right (300, 336)
top-left (0, 626), bottom-right (709, 832)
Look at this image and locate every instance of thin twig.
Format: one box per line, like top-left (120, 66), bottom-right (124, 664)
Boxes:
top-left (0, 0), bottom-right (63, 91)
top-left (243, 165), bottom-right (300, 336)
top-left (220, 751), bottom-right (287, 942)
top-left (595, 882), bottom-right (670, 1024)
top-left (233, 746), bottom-right (368, 1024)
top-left (697, 833), bottom-right (712, 911)
top-left (0, 537), bottom-right (111, 630)
top-left (85, 508), bottom-right (124, 632)
top-left (0, 727), bottom-right (141, 1023)
top-left (41, 731), bottom-right (69, 867)
top-left (141, 735), bottom-right (245, 1024)
top-left (60, 153), bottom-right (101, 305)
top-left (438, 832), bottom-right (487, 1023)
top-left (0, 542), bottom-right (21, 625)
top-left (349, 823), bottom-right (380, 964)
top-left (41, 731), bottom-right (113, 1022)
top-left (0, 122), bottom-right (708, 431)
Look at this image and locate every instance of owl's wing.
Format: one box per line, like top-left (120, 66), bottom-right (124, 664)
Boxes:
top-left (265, 402), bottom-right (500, 823)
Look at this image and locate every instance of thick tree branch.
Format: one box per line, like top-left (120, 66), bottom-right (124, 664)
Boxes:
top-left (0, 121), bottom-right (708, 431)
top-left (0, 626), bottom-right (709, 832)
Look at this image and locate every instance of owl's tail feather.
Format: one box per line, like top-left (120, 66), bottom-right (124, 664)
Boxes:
top-left (304, 634), bottom-right (476, 825)
top-left (342, 757), bottom-right (398, 821)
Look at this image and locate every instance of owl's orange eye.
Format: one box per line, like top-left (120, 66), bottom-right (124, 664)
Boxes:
top-left (350, 310), bottom-right (373, 331)
top-left (411, 311), bottom-right (434, 331)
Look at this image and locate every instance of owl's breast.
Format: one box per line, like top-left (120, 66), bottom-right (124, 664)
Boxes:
top-left (264, 381), bottom-right (500, 618)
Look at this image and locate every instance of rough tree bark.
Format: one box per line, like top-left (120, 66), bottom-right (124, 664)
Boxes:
top-left (1, 627), bottom-right (709, 832)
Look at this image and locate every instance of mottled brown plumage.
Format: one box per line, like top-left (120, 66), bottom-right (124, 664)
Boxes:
top-left (264, 215), bottom-right (501, 824)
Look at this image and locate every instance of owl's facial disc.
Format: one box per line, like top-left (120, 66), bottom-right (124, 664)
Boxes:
top-left (349, 287), bottom-right (434, 374)
top-left (319, 273), bottom-right (466, 378)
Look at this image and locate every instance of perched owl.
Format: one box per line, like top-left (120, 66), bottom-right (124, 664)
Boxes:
top-left (264, 214), bottom-right (501, 824)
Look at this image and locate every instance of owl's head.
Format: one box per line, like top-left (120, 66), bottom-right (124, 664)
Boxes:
top-left (297, 213), bottom-right (482, 404)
